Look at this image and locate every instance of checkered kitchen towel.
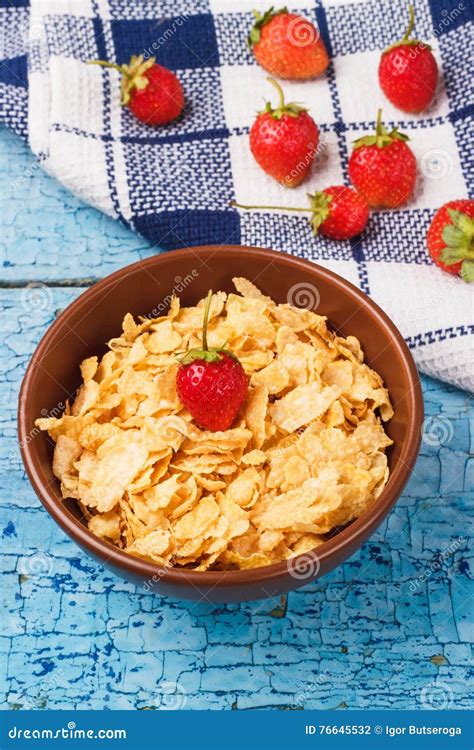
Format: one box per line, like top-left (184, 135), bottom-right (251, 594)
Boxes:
top-left (1, 0), bottom-right (473, 390)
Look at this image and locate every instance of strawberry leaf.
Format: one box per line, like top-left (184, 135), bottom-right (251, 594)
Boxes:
top-left (353, 110), bottom-right (410, 150)
top-left (247, 6), bottom-right (288, 48)
top-left (390, 129), bottom-right (410, 142)
top-left (307, 191), bottom-right (333, 235)
top-left (119, 55), bottom-right (155, 104)
top-left (383, 38), bottom-right (431, 53)
top-left (446, 208), bottom-right (461, 224)
top-left (441, 209), bottom-right (474, 259)
top-left (460, 260), bottom-right (474, 283)
top-left (178, 347), bottom-right (236, 365)
top-left (442, 225), bottom-right (464, 247)
top-left (260, 100), bottom-right (306, 119)
top-left (438, 206), bottom-right (474, 282)
top-left (439, 246), bottom-right (466, 265)
top-left (458, 212), bottom-right (474, 237)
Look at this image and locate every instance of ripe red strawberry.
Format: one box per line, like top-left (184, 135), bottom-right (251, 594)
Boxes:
top-left (176, 292), bottom-right (249, 431)
top-left (379, 4), bottom-right (438, 113)
top-left (307, 186), bottom-right (369, 240)
top-left (231, 185), bottom-right (369, 240)
top-left (348, 110), bottom-right (417, 209)
top-left (248, 7), bottom-right (329, 80)
top-left (89, 55), bottom-right (184, 125)
top-left (426, 200), bottom-right (474, 282)
top-left (250, 78), bottom-right (319, 187)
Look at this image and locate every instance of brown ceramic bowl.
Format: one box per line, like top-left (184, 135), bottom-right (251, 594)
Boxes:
top-left (19, 246), bottom-right (423, 602)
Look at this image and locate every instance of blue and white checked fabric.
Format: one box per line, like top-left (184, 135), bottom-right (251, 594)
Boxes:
top-left (1, 0), bottom-right (473, 390)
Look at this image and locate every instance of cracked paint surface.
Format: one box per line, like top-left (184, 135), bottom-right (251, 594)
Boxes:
top-left (0, 128), bottom-right (473, 711)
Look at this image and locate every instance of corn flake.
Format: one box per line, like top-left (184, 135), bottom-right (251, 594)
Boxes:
top-left (36, 278), bottom-right (393, 571)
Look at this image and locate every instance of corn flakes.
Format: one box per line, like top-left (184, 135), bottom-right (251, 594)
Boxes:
top-left (36, 278), bottom-right (393, 571)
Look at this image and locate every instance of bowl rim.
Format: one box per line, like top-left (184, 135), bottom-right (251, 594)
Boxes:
top-left (19, 245), bottom-right (423, 590)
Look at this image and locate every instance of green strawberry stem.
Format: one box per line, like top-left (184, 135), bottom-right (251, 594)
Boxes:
top-left (230, 193), bottom-right (333, 236)
top-left (383, 3), bottom-right (430, 52)
top-left (402, 4), bottom-right (415, 42)
top-left (87, 55), bottom-right (155, 104)
top-left (260, 77), bottom-right (306, 119)
top-left (269, 77), bottom-right (285, 111)
top-left (353, 109), bottom-right (410, 149)
top-left (87, 60), bottom-right (131, 77)
top-left (230, 200), bottom-right (308, 213)
top-left (201, 289), bottom-right (212, 351)
top-left (375, 108), bottom-right (383, 139)
top-left (178, 291), bottom-right (239, 364)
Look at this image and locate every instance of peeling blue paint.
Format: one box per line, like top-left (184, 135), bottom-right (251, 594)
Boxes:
top-left (0, 130), bottom-right (472, 712)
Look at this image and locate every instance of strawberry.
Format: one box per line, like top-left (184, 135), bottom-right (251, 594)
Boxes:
top-left (89, 55), bottom-right (184, 125)
top-left (176, 292), bottom-right (249, 431)
top-left (348, 109), bottom-right (417, 209)
top-left (248, 6), bottom-right (329, 80)
top-left (231, 185), bottom-right (369, 240)
top-left (379, 4), bottom-right (438, 113)
top-left (250, 78), bottom-right (319, 187)
top-left (307, 186), bottom-right (370, 240)
top-left (426, 200), bottom-right (474, 282)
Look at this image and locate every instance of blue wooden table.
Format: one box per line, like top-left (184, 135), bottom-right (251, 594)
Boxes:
top-left (1, 125), bottom-right (472, 712)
